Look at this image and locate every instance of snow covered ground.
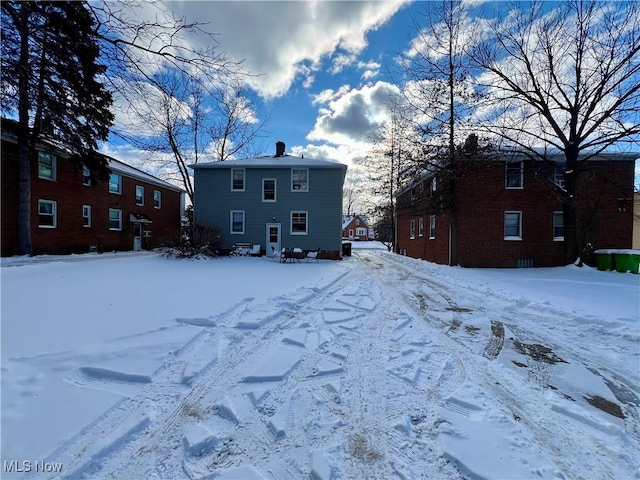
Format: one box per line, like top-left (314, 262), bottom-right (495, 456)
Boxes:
top-left (1, 244), bottom-right (638, 479)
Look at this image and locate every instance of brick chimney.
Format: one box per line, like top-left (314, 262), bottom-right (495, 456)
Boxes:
top-left (275, 141), bottom-right (285, 157)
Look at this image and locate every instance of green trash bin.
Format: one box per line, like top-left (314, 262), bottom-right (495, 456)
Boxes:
top-left (595, 250), bottom-right (613, 271)
top-left (614, 252), bottom-right (631, 273)
top-left (614, 250), bottom-right (640, 274)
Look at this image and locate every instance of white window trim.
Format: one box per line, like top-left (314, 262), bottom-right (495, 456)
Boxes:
top-left (82, 205), bottom-right (92, 228)
top-left (429, 215), bottom-right (436, 239)
top-left (553, 211), bottom-right (564, 241)
top-left (153, 190), bottom-right (162, 209)
top-left (230, 210), bottom-right (245, 234)
top-left (410, 219), bottom-right (416, 239)
top-left (109, 173), bottom-right (122, 195)
top-left (38, 152), bottom-right (57, 181)
top-left (109, 208), bottom-right (122, 231)
top-left (231, 168), bottom-right (245, 192)
top-left (356, 227), bottom-right (367, 236)
top-left (504, 211), bottom-right (523, 241)
top-left (291, 168), bottom-right (309, 192)
top-left (262, 178), bottom-right (277, 202)
top-left (38, 199), bottom-right (57, 228)
top-left (418, 217), bottom-right (424, 237)
top-left (290, 210), bottom-right (308, 235)
top-left (505, 161), bottom-right (524, 190)
top-left (135, 185), bottom-right (145, 206)
top-left (430, 177), bottom-right (437, 196)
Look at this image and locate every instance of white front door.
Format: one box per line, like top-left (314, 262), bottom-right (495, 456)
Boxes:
top-left (266, 223), bottom-right (281, 257)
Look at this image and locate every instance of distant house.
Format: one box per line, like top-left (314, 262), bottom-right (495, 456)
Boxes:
top-left (1, 119), bottom-right (184, 256)
top-left (190, 142), bottom-right (347, 258)
top-left (394, 150), bottom-right (636, 268)
top-left (342, 214), bottom-right (372, 241)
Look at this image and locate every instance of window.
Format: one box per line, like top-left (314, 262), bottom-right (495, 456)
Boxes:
top-left (429, 215), bottom-right (436, 239)
top-left (262, 179), bottom-right (276, 202)
top-left (38, 152), bottom-right (56, 180)
top-left (554, 164), bottom-right (565, 188)
top-left (356, 227), bottom-right (367, 236)
top-left (292, 168), bottom-right (308, 191)
top-left (504, 211), bottom-right (522, 240)
top-left (418, 217), bottom-right (424, 237)
top-left (553, 211), bottom-right (564, 240)
top-left (135, 185), bottom-right (144, 206)
top-left (153, 190), bottom-right (161, 209)
top-left (410, 219), bottom-right (416, 239)
top-left (109, 173), bottom-right (122, 194)
top-left (109, 209), bottom-right (122, 230)
top-left (355, 218), bottom-right (360, 226)
top-left (231, 169), bottom-right (245, 191)
top-left (291, 211), bottom-right (308, 234)
top-left (430, 177), bottom-right (437, 197)
top-left (230, 210), bottom-right (245, 234)
top-left (38, 200), bottom-right (57, 228)
top-left (82, 165), bottom-right (91, 186)
top-left (505, 161), bottom-right (523, 189)
top-left (82, 205), bottom-right (92, 227)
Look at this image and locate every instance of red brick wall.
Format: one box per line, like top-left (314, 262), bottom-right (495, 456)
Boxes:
top-left (1, 140), bottom-right (182, 256)
top-left (396, 159), bottom-right (634, 268)
top-left (395, 178), bottom-right (450, 265)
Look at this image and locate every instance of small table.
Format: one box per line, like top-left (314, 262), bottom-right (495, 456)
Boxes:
top-left (281, 247), bottom-right (302, 263)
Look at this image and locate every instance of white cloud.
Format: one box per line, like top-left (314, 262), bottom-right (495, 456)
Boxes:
top-left (307, 81), bottom-right (402, 146)
top-left (357, 60), bottom-right (381, 80)
top-left (167, 1), bottom-right (408, 99)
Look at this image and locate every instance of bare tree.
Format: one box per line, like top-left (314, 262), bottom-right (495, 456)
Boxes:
top-left (207, 78), bottom-right (269, 162)
top-left (366, 101), bottom-right (418, 252)
top-left (472, 0), bottom-right (640, 264)
top-left (122, 72), bottom-right (268, 204)
top-left (396, 0), bottom-right (482, 264)
top-left (343, 171), bottom-right (364, 216)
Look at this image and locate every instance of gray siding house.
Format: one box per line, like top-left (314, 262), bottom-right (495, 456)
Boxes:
top-left (191, 143), bottom-right (347, 258)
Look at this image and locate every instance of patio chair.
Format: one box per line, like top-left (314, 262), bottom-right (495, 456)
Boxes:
top-left (306, 247), bottom-right (320, 262)
top-left (249, 244), bottom-right (261, 256)
top-left (270, 246), bottom-right (282, 262)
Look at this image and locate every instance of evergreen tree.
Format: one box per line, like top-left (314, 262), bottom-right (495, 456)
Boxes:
top-left (1, 1), bottom-right (114, 255)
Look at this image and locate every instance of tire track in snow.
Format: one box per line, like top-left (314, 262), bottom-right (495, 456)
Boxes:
top-left (359, 251), bottom-right (639, 479)
top-left (46, 271), bottom-right (354, 479)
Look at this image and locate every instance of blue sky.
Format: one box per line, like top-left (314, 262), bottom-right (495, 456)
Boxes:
top-left (100, 0), bottom-right (640, 193)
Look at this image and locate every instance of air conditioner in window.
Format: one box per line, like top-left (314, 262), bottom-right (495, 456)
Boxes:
top-left (143, 231), bottom-right (151, 237)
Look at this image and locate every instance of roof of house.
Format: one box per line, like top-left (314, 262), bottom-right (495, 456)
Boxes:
top-left (107, 158), bottom-right (183, 193)
top-left (342, 214), bottom-right (369, 230)
top-left (393, 149), bottom-right (640, 198)
top-left (190, 154), bottom-right (347, 171)
top-left (1, 117), bottom-right (183, 193)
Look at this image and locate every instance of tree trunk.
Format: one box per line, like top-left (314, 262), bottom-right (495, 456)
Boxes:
top-left (16, 5), bottom-right (32, 256)
top-left (563, 148), bottom-right (580, 265)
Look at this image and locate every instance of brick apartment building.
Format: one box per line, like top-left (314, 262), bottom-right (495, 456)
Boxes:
top-left (395, 151), bottom-right (636, 268)
top-left (1, 119), bottom-right (184, 256)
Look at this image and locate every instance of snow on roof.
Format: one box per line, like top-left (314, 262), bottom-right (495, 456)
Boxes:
top-left (190, 154), bottom-right (347, 170)
top-left (107, 157), bottom-right (184, 193)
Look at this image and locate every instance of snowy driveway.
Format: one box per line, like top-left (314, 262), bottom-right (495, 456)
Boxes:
top-left (2, 250), bottom-right (638, 479)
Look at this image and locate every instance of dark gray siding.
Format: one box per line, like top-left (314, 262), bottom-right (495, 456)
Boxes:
top-left (193, 166), bottom-right (344, 252)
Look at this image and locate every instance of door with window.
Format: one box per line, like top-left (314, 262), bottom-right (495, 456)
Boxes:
top-left (133, 223), bottom-right (142, 251)
top-left (266, 224), bottom-right (281, 257)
